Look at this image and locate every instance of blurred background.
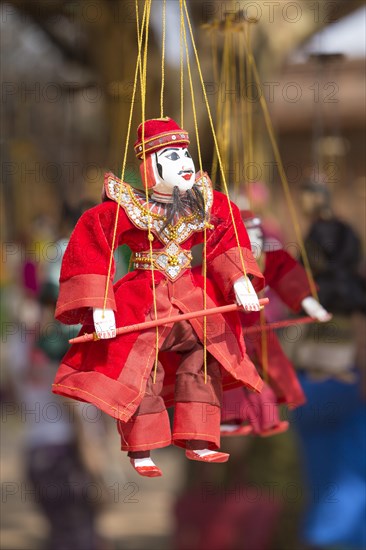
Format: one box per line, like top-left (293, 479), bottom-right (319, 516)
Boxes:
top-left (1, 1), bottom-right (365, 549)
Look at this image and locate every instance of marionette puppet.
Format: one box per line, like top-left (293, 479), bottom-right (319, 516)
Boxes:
top-left (53, 117), bottom-right (266, 477)
top-left (220, 210), bottom-right (331, 438)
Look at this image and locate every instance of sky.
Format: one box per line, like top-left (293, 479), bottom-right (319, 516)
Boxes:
top-left (292, 5), bottom-right (366, 62)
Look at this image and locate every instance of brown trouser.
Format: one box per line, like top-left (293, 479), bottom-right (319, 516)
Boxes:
top-left (117, 318), bottom-right (223, 455)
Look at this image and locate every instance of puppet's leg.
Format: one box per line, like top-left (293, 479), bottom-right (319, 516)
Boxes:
top-left (221, 386), bottom-right (248, 424)
top-left (175, 356), bottom-right (229, 463)
top-left (220, 384), bottom-right (289, 437)
top-left (162, 320), bottom-right (229, 463)
top-left (220, 387), bottom-right (253, 436)
top-left (249, 329), bottom-right (305, 408)
top-left (244, 384), bottom-right (289, 437)
top-left (117, 362), bottom-right (171, 477)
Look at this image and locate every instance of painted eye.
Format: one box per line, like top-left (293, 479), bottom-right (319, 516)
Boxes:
top-left (166, 152), bottom-right (180, 161)
top-left (184, 150), bottom-right (191, 158)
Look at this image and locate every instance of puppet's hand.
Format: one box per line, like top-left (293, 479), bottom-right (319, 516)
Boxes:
top-left (301, 297), bottom-right (332, 322)
top-left (234, 276), bottom-right (261, 312)
top-left (93, 308), bottom-right (116, 339)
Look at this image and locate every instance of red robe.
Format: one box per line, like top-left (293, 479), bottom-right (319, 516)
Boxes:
top-left (222, 240), bottom-right (311, 433)
top-left (52, 172), bottom-right (264, 423)
top-left (242, 243), bottom-right (310, 407)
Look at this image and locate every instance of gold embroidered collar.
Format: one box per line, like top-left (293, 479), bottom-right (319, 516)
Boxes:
top-left (104, 171), bottom-right (213, 244)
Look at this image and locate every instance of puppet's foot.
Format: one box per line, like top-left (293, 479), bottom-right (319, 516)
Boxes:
top-left (220, 423), bottom-right (253, 437)
top-left (130, 457), bottom-right (162, 477)
top-left (258, 421), bottom-right (289, 438)
top-left (185, 449), bottom-right (229, 463)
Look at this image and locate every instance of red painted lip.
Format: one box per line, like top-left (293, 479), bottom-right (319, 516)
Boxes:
top-left (181, 173), bottom-right (192, 181)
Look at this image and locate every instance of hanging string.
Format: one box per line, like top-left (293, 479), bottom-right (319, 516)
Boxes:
top-left (160, 0), bottom-right (166, 118)
top-left (260, 306), bottom-right (269, 383)
top-left (209, 25), bottom-right (220, 187)
top-left (179, 0), bottom-right (184, 127)
top-left (181, 4), bottom-right (208, 383)
top-left (210, 28), bottom-right (225, 186)
top-left (123, 0), bottom-right (145, 181)
top-left (102, 0), bottom-right (147, 315)
top-left (222, 25), bottom-right (231, 182)
top-left (183, 0), bottom-right (250, 290)
top-left (244, 34), bottom-right (318, 300)
top-left (138, 0), bottom-right (160, 382)
top-left (230, 27), bottom-right (241, 199)
top-left (137, 1), bottom-right (147, 98)
top-left (241, 21), bottom-right (270, 375)
top-left (244, 315), bottom-right (316, 335)
top-left (211, 24), bottom-right (219, 85)
top-left (222, 23), bottom-right (234, 191)
top-left (238, 31), bottom-right (251, 203)
top-left (244, 23), bottom-right (254, 182)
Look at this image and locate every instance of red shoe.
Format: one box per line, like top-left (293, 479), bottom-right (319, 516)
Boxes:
top-left (258, 421), bottom-right (289, 438)
top-left (185, 450), bottom-right (230, 463)
top-left (129, 458), bottom-right (163, 477)
top-left (220, 424), bottom-right (253, 437)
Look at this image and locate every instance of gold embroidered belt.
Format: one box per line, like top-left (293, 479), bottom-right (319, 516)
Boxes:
top-left (132, 242), bottom-right (192, 281)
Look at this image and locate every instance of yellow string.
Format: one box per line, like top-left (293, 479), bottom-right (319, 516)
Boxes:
top-left (138, 0), bottom-right (160, 383)
top-left (182, 20), bottom-right (202, 171)
top-left (209, 28), bottom-right (219, 186)
top-left (102, 0), bottom-right (147, 314)
top-left (181, 4), bottom-right (208, 383)
top-left (244, 24), bottom-right (254, 180)
top-left (179, 0), bottom-right (184, 127)
top-left (260, 308), bottom-right (269, 383)
top-left (211, 23), bottom-right (230, 188)
top-left (243, 22), bottom-right (268, 379)
top-left (239, 31), bottom-right (251, 205)
top-left (210, 29), bottom-right (226, 186)
top-left (211, 27), bottom-right (219, 86)
top-left (231, 30), bottom-right (241, 199)
top-left (244, 36), bottom-right (318, 300)
top-left (160, 0), bottom-right (166, 118)
top-left (183, 0), bottom-right (250, 291)
top-left (222, 27), bottom-right (231, 181)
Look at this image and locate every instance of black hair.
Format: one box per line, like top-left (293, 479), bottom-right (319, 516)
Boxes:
top-left (304, 218), bottom-right (366, 314)
top-left (162, 184), bottom-right (206, 232)
top-left (155, 153), bottom-right (163, 179)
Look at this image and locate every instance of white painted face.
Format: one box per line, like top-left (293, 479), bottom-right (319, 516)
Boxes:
top-left (247, 226), bottom-right (264, 259)
top-left (152, 147), bottom-right (195, 193)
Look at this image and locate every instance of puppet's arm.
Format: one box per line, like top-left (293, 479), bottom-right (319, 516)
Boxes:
top-left (55, 201), bottom-right (128, 328)
top-left (301, 296), bottom-right (331, 321)
top-left (206, 194), bottom-right (264, 309)
top-left (233, 277), bottom-right (261, 312)
top-left (93, 307), bottom-right (116, 339)
top-left (265, 249), bottom-right (331, 321)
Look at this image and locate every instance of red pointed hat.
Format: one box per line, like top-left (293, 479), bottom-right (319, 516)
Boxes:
top-left (134, 117), bottom-right (189, 159)
top-left (241, 210), bottom-right (262, 229)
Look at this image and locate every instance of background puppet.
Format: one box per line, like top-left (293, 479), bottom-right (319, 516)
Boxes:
top-left (221, 210), bottom-right (331, 437)
top-left (53, 117), bottom-right (265, 477)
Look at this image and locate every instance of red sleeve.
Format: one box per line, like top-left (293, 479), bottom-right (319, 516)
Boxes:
top-left (206, 192), bottom-right (264, 301)
top-left (55, 201), bottom-right (131, 324)
top-left (265, 249), bottom-right (313, 312)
